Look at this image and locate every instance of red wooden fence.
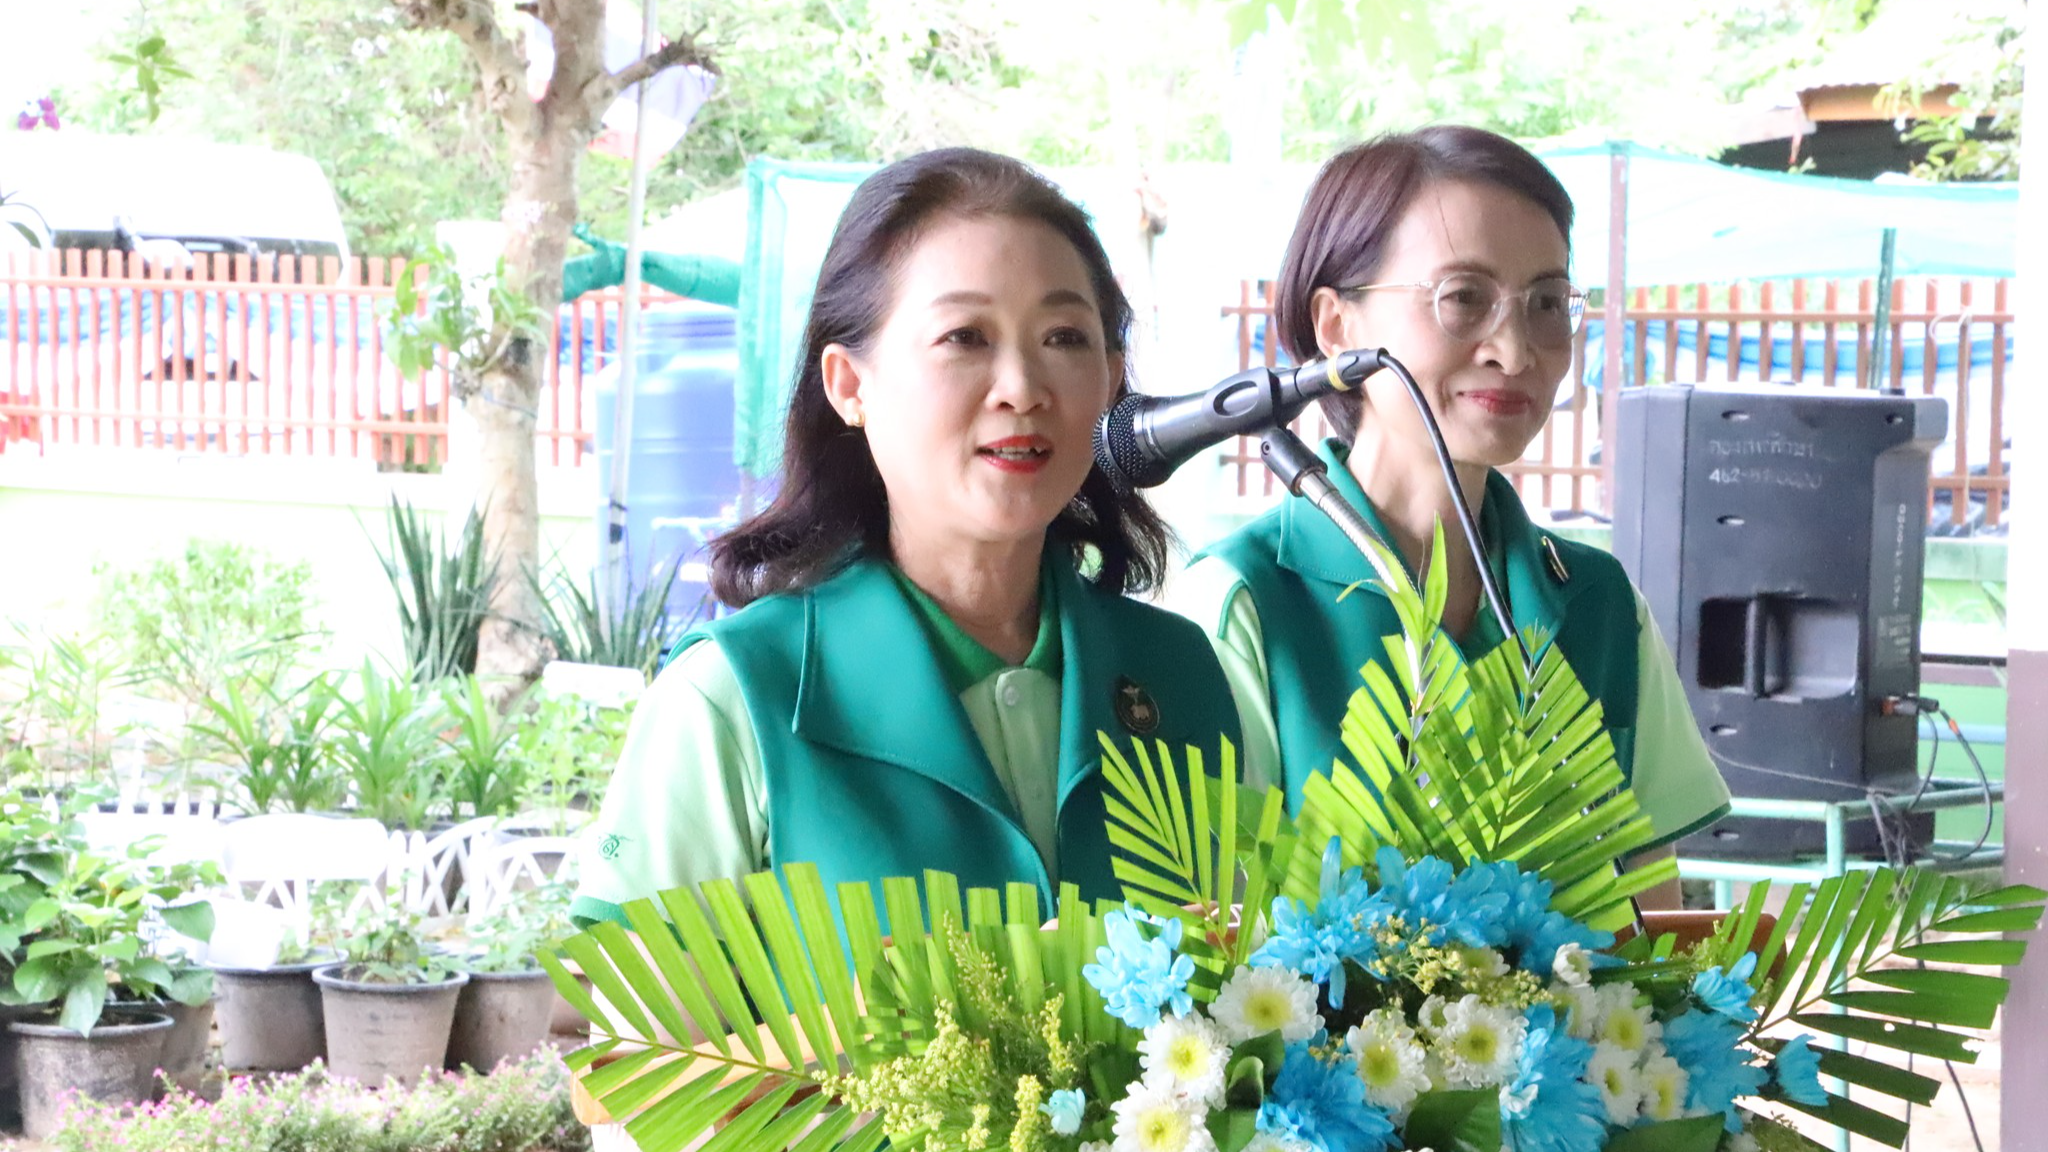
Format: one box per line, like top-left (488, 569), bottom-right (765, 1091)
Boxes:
top-left (0, 250), bottom-right (677, 470)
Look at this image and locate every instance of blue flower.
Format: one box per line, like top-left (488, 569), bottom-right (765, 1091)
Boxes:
top-left (1255, 1041), bottom-right (1400, 1152)
top-left (1252, 839), bottom-right (1394, 1006)
top-left (1498, 1005), bottom-right (1607, 1152)
top-left (1453, 860), bottom-right (1614, 973)
top-left (1771, 1034), bottom-right (1829, 1106)
top-left (1374, 848), bottom-right (1510, 949)
top-left (1083, 908), bottom-right (1195, 1028)
top-left (1692, 954), bottom-right (1761, 1022)
top-left (1662, 1009), bottom-right (1768, 1132)
top-left (1041, 1088), bottom-right (1086, 1135)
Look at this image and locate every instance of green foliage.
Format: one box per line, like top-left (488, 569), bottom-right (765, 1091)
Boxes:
top-left (103, 30), bottom-right (192, 127)
top-left (383, 247), bottom-right (547, 393)
top-left (372, 498), bottom-right (497, 686)
top-left (329, 893), bottom-right (460, 986)
top-left (47, 1051), bottom-right (591, 1152)
top-left (1882, 8), bottom-right (2023, 181)
top-left (72, 0), bottom-right (507, 254)
top-left (191, 671), bottom-right (348, 816)
top-left (94, 539), bottom-right (319, 709)
top-left (532, 556), bottom-right (693, 683)
top-left (441, 677), bottom-right (533, 821)
top-left (0, 786), bottom-right (219, 1036)
top-left (329, 662), bottom-right (450, 832)
top-left (0, 624), bottom-right (141, 791)
top-left (461, 882), bottom-right (575, 976)
top-left (510, 688), bottom-right (634, 834)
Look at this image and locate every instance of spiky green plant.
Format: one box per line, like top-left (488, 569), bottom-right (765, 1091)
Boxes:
top-left (530, 554), bottom-right (694, 683)
top-left (370, 497), bottom-right (496, 685)
top-left (550, 524), bottom-right (2040, 1152)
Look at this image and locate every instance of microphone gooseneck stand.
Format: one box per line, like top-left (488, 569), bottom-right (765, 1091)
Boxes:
top-left (1259, 349), bottom-right (1645, 939)
top-left (1260, 351), bottom-right (1530, 675)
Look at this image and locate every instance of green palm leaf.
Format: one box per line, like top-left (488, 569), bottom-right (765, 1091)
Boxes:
top-left (1285, 523), bottom-right (1669, 930)
top-left (1724, 870), bottom-right (2045, 1147)
top-left (548, 866), bottom-right (1127, 1152)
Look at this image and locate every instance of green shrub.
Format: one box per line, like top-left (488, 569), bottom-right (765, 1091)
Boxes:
top-left (95, 540), bottom-right (318, 707)
top-left (48, 1052), bottom-right (592, 1152)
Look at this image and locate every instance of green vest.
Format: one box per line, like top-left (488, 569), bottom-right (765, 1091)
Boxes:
top-left (1196, 440), bottom-right (1640, 811)
top-left (683, 549), bottom-right (1242, 913)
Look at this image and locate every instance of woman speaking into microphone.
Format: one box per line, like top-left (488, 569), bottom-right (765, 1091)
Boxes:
top-left (573, 148), bottom-right (1239, 931)
top-left (1173, 127), bottom-right (1729, 906)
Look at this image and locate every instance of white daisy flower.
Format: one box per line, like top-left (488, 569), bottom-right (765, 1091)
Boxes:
top-left (1346, 1009), bottom-right (1432, 1114)
top-left (1111, 1080), bottom-right (1216, 1152)
top-left (1555, 983), bottom-right (1600, 1040)
top-left (1457, 946), bottom-right (1509, 979)
top-left (1638, 1052), bottom-right (1690, 1122)
top-left (1594, 983), bottom-right (1661, 1053)
top-left (1551, 943), bottom-right (1594, 987)
top-left (1432, 994), bottom-right (1526, 1089)
top-left (1586, 1041), bottom-right (1644, 1126)
top-left (1209, 967), bottom-right (1321, 1043)
top-left (1418, 993), bottom-right (1452, 1034)
top-left (1081, 1143), bottom-right (1112, 1152)
top-left (1140, 1014), bottom-right (1230, 1108)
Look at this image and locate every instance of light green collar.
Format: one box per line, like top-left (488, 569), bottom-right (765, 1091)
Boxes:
top-left (890, 557), bottom-right (1062, 694)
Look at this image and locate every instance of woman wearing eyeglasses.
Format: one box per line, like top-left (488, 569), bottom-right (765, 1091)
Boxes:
top-left (1175, 127), bottom-right (1729, 904)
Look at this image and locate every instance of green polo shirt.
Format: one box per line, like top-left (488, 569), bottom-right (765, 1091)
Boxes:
top-left (571, 563), bottom-right (1068, 929)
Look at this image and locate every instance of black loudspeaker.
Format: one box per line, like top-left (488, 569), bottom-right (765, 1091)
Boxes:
top-left (1612, 384), bottom-right (1947, 860)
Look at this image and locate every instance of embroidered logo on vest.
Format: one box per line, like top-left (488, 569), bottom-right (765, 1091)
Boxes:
top-left (1113, 676), bottom-right (1161, 735)
top-left (598, 833), bottom-right (631, 861)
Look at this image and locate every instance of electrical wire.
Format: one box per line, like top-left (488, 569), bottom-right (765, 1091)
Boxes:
top-left (1373, 352), bottom-right (1531, 674)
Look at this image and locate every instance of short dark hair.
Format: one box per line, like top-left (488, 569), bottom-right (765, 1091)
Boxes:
top-left (1274, 126), bottom-right (1575, 441)
top-left (709, 147), bottom-right (1173, 607)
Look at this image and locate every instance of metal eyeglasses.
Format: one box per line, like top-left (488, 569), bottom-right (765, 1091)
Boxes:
top-left (1339, 272), bottom-right (1587, 351)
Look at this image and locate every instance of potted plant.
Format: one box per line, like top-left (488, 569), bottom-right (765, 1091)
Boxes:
top-left (446, 882), bottom-right (569, 1072)
top-left (312, 891), bottom-right (468, 1085)
top-left (209, 910), bottom-right (337, 1073)
top-left (0, 792), bottom-right (217, 1137)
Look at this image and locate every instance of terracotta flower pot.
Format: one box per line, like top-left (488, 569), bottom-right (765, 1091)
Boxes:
top-left (313, 964), bottom-right (469, 1086)
top-left (447, 966), bottom-right (557, 1072)
top-left (8, 1012), bottom-right (174, 1139)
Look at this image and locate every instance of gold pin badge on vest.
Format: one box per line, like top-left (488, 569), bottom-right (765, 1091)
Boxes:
top-left (1539, 536), bottom-right (1572, 585)
top-left (1113, 676), bottom-right (1161, 736)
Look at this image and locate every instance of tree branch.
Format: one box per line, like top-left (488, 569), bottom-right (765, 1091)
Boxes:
top-left (608, 29), bottom-right (719, 96)
top-left (393, 0), bottom-right (535, 137)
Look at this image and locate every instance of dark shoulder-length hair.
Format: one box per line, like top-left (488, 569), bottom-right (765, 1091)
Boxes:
top-left (1275, 126), bottom-right (1575, 442)
top-left (709, 147), bottom-right (1172, 608)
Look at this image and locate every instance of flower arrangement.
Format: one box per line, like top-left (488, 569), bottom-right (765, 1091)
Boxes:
top-left (553, 528), bottom-right (2043, 1152)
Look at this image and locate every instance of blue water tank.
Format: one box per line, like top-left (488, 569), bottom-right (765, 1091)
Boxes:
top-left (590, 301), bottom-right (743, 621)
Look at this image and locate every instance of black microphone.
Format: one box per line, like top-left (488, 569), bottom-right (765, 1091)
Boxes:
top-left (1093, 348), bottom-right (1386, 489)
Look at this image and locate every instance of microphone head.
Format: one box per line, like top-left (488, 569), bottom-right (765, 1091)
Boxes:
top-left (1093, 393), bottom-right (1171, 491)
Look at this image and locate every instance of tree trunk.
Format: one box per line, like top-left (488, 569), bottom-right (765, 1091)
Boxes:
top-left (471, 114), bottom-right (586, 689)
top-left (398, 0), bottom-right (710, 694)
